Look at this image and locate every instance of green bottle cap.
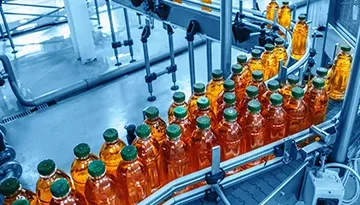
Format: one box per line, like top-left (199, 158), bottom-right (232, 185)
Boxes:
top-left (193, 83), bottom-right (205, 94)
top-left (268, 80), bottom-right (280, 91)
top-left (282, 0), bottom-right (289, 5)
top-left (224, 92), bottom-right (236, 104)
top-left (224, 79), bottom-right (235, 91)
top-left (340, 44), bottom-right (351, 52)
top-left (103, 128), bottom-right (119, 142)
top-left (121, 145), bottom-right (138, 161)
top-left (275, 38), bottom-right (284, 45)
top-left (251, 49), bottom-right (262, 58)
top-left (173, 92), bottom-right (185, 103)
top-left (248, 100), bottom-right (261, 113)
top-left (316, 67), bottom-right (328, 77)
top-left (246, 86), bottom-right (259, 98)
top-left (73, 143), bottom-right (91, 159)
top-left (12, 199), bottom-right (30, 205)
top-left (0, 178), bottom-right (20, 196)
top-left (270, 93), bottom-right (283, 106)
top-left (312, 77), bottom-right (325, 88)
top-left (50, 178), bottom-right (70, 198)
top-left (166, 124), bottom-right (181, 139)
top-left (224, 108), bottom-right (238, 121)
top-left (197, 97), bottom-right (210, 109)
top-left (232, 64), bottom-right (243, 74)
top-left (298, 14), bottom-right (306, 21)
top-left (212, 69), bottom-right (223, 79)
top-left (145, 106), bottom-right (160, 119)
top-left (88, 160), bottom-right (106, 177)
top-left (196, 116), bottom-right (211, 129)
top-left (136, 124), bottom-right (150, 139)
top-left (287, 74), bottom-right (300, 85)
top-left (237, 55), bottom-right (247, 63)
top-left (174, 106), bottom-right (188, 119)
top-left (265, 44), bottom-right (275, 51)
top-left (291, 87), bottom-right (304, 99)
top-left (252, 70), bottom-right (264, 81)
top-left (38, 159), bottom-right (56, 176)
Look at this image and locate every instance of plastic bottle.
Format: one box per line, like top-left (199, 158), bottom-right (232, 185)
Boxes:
top-left (99, 128), bottom-right (126, 178)
top-left (291, 14), bottom-right (309, 60)
top-left (308, 67), bottom-right (329, 93)
top-left (236, 55), bottom-right (252, 82)
top-left (117, 146), bottom-right (151, 204)
top-left (36, 159), bottom-right (74, 205)
top-left (85, 160), bottom-right (121, 205)
top-left (50, 178), bottom-right (86, 205)
top-left (188, 83), bottom-right (206, 121)
top-left (231, 64), bottom-right (251, 103)
top-left (216, 79), bottom-right (235, 112)
top-left (279, 74), bottom-right (300, 104)
top-left (238, 85), bottom-right (259, 117)
top-left (249, 70), bottom-right (267, 97)
top-left (12, 199), bottom-right (31, 205)
top-left (201, 0), bottom-right (212, 12)
top-left (206, 69), bottom-right (224, 115)
top-left (168, 91), bottom-right (188, 122)
top-left (0, 178), bottom-right (37, 205)
top-left (217, 92), bottom-right (239, 121)
top-left (274, 38), bottom-right (288, 66)
top-left (266, 0), bottom-right (279, 21)
top-left (144, 106), bottom-right (167, 145)
top-left (260, 80), bottom-right (280, 114)
top-left (173, 0), bottom-right (182, 3)
top-left (261, 44), bottom-right (278, 80)
top-left (330, 45), bottom-right (352, 100)
top-left (240, 100), bottom-right (266, 169)
top-left (248, 49), bottom-right (264, 74)
top-left (278, 1), bottom-right (291, 31)
top-left (284, 87), bottom-right (308, 135)
top-left (159, 124), bottom-right (190, 191)
top-left (305, 78), bottom-right (329, 126)
top-left (216, 108), bottom-right (243, 174)
top-left (133, 124), bottom-right (161, 193)
top-left (193, 97), bottom-right (217, 131)
top-left (169, 106), bottom-right (194, 143)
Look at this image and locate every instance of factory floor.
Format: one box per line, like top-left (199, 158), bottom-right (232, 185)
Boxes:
top-left (0, 0), bottom-right (358, 204)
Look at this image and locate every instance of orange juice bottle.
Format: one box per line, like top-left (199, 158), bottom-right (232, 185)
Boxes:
top-left (36, 159), bottom-right (75, 205)
top-left (173, 0), bottom-right (182, 3)
top-left (168, 91), bottom-right (187, 122)
top-left (279, 74), bottom-right (300, 104)
top-left (291, 14), bottom-right (309, 60)
top-left (70, 143), bottom-right (99, 196)
top-left (305, 78), bottom-right (329, 126)
top-left (188, 83), bottom-right (206, 121)
top-left (216, 108), bottom-right (243, 174)
top-left (263, 93), bottom-right (287, 144)
top-left (190, 116), bottom-right (217, 172)
top-left (249, 70), bottom-right (267, 97)
top-left (50, 178), bottom-right (86, 205)
top-left (216, 79), bottom-right (235, 111)
top-left (241, 100), bottom-right (266, 168)
top-left (231, 64), bottom-right (251, 103)
top-left (85, 160), bottom-right (121, 205)
top-left (144, 106), bottom-right (167, 145)
top-left (194, 97), bottom-right (218, 131)
top-left (170, 106), bottom-right (194, 143)
top-left (201, 0), bottom-right (212, 12)
top-left (248, 49), bottom-right (264, 73)
top-left (262, 44), bottom-right (278, 79)
top-left (266, 0), bottom-right (279, 23)
top-left (278, 1), bottom-right (291, 31)
top-left (99, 128), bottom-right (126, 178)
top-left (274, 38), bottom-right (288, 66)
top-left (308, 67), bottom-right (329, 92)
top-left (330, 45), bottom-right (352, 100)
top-left (133, 124), bottom-right (161, 193)
top-left (238, 85), bottom-right (259, 117)
top-left (236, 55), bottom-right (252, 81)
top-left (159, 124), bottom-right (190, 188)
top-left (260, 80), bottom-right (280, 114)
top-left (117, 146), bottom-right (151, 204)
top-left (0, 178), bottom-right (37, 205)
top-left (284, 87), bottom-right (308, 135)
top-left (206, 69), bottom-right (224, 115)
top-left (217, 92), bottom-right (238, 121)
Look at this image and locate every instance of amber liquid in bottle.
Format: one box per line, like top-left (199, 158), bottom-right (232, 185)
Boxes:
top-left (194, 106), bottom-right (217, 132)
top-left (170, 113), bottom-right (194, 144)
top-left (144, 117), bottom-right (167, 145)
top-left (168, 92), bottom-right (188, 122)
top-left (278, 3), bottom-right (291, 31)
top-left (266, 0), bottom-right (279, 28)
top-left (217, 101), bottom-right (239, 122)
top-left (201, 0), bottom-right (212, 12)
top-left (305, 80), bottom-right (329, 126)
top-left (206, 77), bottom-right (224, 116)
top-left (238, 86), bottom-right (259, 118)
top-left (232, 64), bottom-right (252, 102)
top-left (330, 49), bottom-right (352, 100)
top-left (188, 83), bottom-right (207, 122)
top-left (274, 41), bottom-right (288, 66)
top-left (264, 97), bottom-right (287, 144)
top-left (261, 48), bottom-right (278, 80)
top-left (291, 15), bottom-right (308, 60)
top-left (99, 139), bottom-right (126, 178)
top-left (284, 88), bottom-right (308, 135)
top-left (85, 173), bottom-right (121, 205)
top-left (173, 0), bottom-right (182, 3)
top-left (249, 79), bottom-right (267, 98)
top-left (248, 56), bottom-right (264, 74)
top-left (2, 181), bottom-right (38, 205)
top-left (260, 90), bottom-right (277, 115)
top-left (50, 191), bottom-right (87, 205)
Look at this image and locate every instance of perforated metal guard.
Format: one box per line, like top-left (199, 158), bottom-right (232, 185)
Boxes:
top-left (335, 0), bottom-right (360, 38)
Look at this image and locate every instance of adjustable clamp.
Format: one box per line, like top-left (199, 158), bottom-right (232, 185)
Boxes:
top-left (232, 12), bottom-right (251, 43)
top-left (204, 168), bottom-right (226, 202)
top-left (166, 64), bottom-right (177, 74)
top-left (145, 73), bottom-right (157, 83)
top-left (141, 25), bottom-right (151, 43)
top-left (186, 20), bottom-right (201, 42)
top-left (258, 23), bottom-right (267, 46)
top-left (154, 3), bottom-right (171, 20)
top-left (163, 23), bottom-right (174, 35)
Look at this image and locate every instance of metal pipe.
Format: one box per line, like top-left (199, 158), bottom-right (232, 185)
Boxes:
top-left (3, 12), bottom-right (65, 18)
top-left (123, 8), bottom-right (135, 63)
top-left (332, 27), bottom-right (360, 163)
top-left (0, 5), bottom-right (16, 53)
top-left (188, 41), bottom-right (196, 92)
top-left (305, 0), bottom-right (311, 20)
top-left (143, 40), bottom-right (154, 100)
top-left (3, 2), bottom-right (63, 9)
top-left (105, 0), bottom-right (121, 66)
top-left (206, 39), bottom-right (212, 82)
top-left (220, 0), bottom-right (232, 79)
top-left (167, 25), bottom-right (178, 90)
top-left (94, 0), bottom-right (102, 28)
top-left (213, 184), bottom-right (231, 205)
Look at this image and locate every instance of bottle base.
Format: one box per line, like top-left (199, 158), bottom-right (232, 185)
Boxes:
top-left (291, 53), bottom-right (304, 61)
top-left (329, 92), bottom-right (345, 101)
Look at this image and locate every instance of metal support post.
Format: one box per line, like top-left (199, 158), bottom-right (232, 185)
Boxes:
top-left (306, 0), bottom-right (310, 20)
top-left (137, 13), bottom-right (143, 29)
top-left (105, 0), bottom-right (121, 66)
top-left (332, 27), bottom-right (360, 163)
top-left (165, 24), bottom-right (179, 91)
top-left (123, 8), bottom-right (135, 63)
top-left (206, 39), bottom-right (212, 82)
top-left (220, 0), bottom-right (232, 79)
top-left (0, 5), bottom-right (16, 53)
top-left (213, 185), bottom-right (231, 205)
top-left (186, 20), bottom-right (200, 93)
top-left (0, 25), bottom-right (5, 41)
top-left (292, 5), bottom-right (297, 22)
top-left (94, 0), bottom-right (102, 28)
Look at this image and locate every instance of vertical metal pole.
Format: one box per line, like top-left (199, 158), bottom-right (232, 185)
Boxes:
top-left (168, 26), bottom-right (179, 91)
top-left (292, 5), bottom-right (297, 22)
top-left (123, 8), bottom-right (135, 63)
top-left (220, 0), bottom-right (233, 79)
top-left (143, 20), bottom-right (155, 102)
top-left (252, 0), bottom-right (257, 10)
top-left (0, 5), bottom-right (16, 53)
top-left (332, 43), bottom-right (339, 60)
top-left (94, 0), bottom-right (102, 28)
top-left (0, 24), bottom-right (5, 41)
top-left (305, 0), bottom-right (311, 20)
top-left (206, 39), bottom-right (212, 82)
top-left (332, 27), bottom-right (360, 163)
top-left (211, 146), bottom-right (221, 175)
top-left (188, 40), bottom-right (196, 92)
top-left (105, 0), bottom-right (121, 66)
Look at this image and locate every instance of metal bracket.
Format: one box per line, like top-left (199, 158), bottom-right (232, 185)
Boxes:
top-left (232, 12), bottom-right (251, 43)
top-left (145, 73), bottom-right (157, 83)
top-left (205, 169), bottom-right (225, 185)
top-left (186, 20), bottom-right (200, 42)
top-left (155, 3), bottom-right (171, 20)
top-left (310, 125), bottom-right (331, 144)
top-left (283, 140), bottom-right (299, 164)
top-left (130, 0), bottom-right (143, 7)
top-left (141, 25), bottom-right (151, 43)
top-left (166, 64), bottom-right (177, 74)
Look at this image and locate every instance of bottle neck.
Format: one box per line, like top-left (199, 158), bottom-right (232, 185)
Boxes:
top-left (53, 190), bottom-right (71, 201)
top-left (174, 101), bottom-right (185, 106)
top-left (194, 92), bottom-right (205, 96)
top-left (106, 138), bottom-right (120, 145)
top-left (199, 107), bottom-right (210, 111)
top-left (90, 172), bottom-right (106, 180)
top-left (40, 169), bottom-right (57, 179)
top-left (168, 136), bottom-right (181, 142)
top-left (147, 117), bottom-right (160, 122)
top-left (6, 186), bottom-right (22, 198)
top-left (76, 155), bottom-right (90, 160)
top-left (212, 78), bottom-right (223, 82)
